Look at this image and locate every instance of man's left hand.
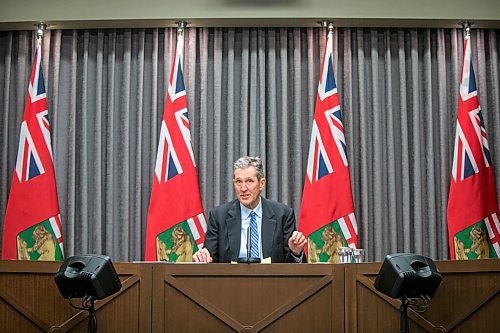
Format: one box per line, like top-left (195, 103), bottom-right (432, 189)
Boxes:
top-left (288, 231), bottom-right (307, 256)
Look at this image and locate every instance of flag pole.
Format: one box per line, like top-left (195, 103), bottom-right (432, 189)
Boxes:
top-left (318, 20), bottom-right (334, 32)
top-left (318, 20), bottom-right (334, 53)
top-left (36, 22), bottom-right (47, 40)
top-left (460, 21), bottom-right (472, 37)
top-left (319, 21), bottom-right (334, 55)
top-left (35, 22), bottom-right (47, 48)
top-left (176, 20), bottom-right (188, 37)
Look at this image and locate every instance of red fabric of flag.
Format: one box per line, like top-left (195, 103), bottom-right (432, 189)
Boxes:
top-left (2, 42), bottom-right (64, 261)
top-left (447, 33), bottom-right (500, 260)
top-left (298, 29), bottom-right (359, 263)
top-left (145, 30), bottom-right (206, 261)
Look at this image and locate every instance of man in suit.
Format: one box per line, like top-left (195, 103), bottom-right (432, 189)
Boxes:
top-left (193, 156), bottom-right (307, 263)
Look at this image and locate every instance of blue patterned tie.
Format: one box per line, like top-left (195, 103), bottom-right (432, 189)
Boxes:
top-left (249, 211), bottom-right (259, 258)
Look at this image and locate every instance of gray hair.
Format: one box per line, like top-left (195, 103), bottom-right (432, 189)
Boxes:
top-left (233, 156), bottom-right (265, 180)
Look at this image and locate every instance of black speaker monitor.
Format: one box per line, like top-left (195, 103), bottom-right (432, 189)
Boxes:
top-left (374, 253), bottom-right (442, 333)
top-left (54, 254), bottom-right (122, 300)
top-left (374, 253), bottom-right (442, 299)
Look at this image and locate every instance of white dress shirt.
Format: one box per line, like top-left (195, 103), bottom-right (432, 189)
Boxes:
top-left (238, 201), bottom-right (263, 259)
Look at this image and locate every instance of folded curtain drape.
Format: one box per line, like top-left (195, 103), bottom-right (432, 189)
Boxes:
top-left (1, 27), bottom-right (499, 261)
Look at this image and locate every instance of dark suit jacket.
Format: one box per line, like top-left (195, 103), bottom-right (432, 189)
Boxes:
top-left (203, 197), bottom-right (305, 263)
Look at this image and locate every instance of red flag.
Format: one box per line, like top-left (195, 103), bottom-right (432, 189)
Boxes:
top-left (2, 41), bottom-right (64, 261)
top-left (447, 32), bottom-right (500, 260)
top-left (298, 28), bottom-right (358, 263)
top-left (145, 29), bottom-right (206, 261)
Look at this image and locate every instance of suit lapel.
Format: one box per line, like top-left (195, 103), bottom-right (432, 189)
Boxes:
top-left (226, 201), bottom-right (241, 261)
top-left (261, 198), bottom-right (276, 259)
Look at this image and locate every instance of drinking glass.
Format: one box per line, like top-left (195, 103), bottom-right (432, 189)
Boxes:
top-left (337, 247), bottom-right (352, 263)
top-left (352, 248), bottom-right (365, 263)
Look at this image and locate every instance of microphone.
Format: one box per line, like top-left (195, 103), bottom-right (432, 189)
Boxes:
top-left (246, 226), bottom-right (251, 263)
top-left (237, 226), bottom-right (261, 264)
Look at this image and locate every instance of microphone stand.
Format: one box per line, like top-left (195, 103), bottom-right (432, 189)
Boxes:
top-left (238, 226), bottom-right (261, 263)
top-left (246, 226), bottom-right (251, 263)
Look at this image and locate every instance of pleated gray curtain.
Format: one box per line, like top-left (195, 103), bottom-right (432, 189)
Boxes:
top-left (1, 27), bottom-right (499, 262)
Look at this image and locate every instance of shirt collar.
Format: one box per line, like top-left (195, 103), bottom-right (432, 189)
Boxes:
top-left (240, 197), bottom-right (263, 219)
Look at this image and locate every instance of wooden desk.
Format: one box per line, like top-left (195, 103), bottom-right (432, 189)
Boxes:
top-left (0, 261), bottom-right (152, 332)
top-left (1, 259), bottom-right (499, 332)
top-left (152, 264), bottom-right (344, 333)
top-left (345, 260), bottom-right (500, 333)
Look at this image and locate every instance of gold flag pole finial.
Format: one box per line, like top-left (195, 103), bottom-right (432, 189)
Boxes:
top-left (36, 22), bottom-right (47, 41)
top-left (176, 20), bottom-right (188, 37)
top-left (461, 21), bottom-right (473, 37)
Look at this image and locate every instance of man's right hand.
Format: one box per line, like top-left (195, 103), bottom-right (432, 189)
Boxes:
top-left (192, 248), bottom-right (213, 263)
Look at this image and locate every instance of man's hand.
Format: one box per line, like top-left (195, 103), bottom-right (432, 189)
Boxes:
top-left (288, 231), bottom-right (307, 256)
top-left (192, 248), bottom-right (213, 263)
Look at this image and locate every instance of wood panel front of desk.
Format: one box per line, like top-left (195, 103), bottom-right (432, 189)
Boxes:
top-left (152, 264), bottom-right (345, 333)
top-left (345, 259), bottom-right (500, 333)
top-left (1, 260), bottom-right (500, 332)
top-left (0, 261), bottom-right (152, 333)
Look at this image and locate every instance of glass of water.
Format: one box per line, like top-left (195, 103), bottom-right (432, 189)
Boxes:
top-left (352, 248), bottom-right (365, 263)
top-left (337, 247), bottom-right (352, 263)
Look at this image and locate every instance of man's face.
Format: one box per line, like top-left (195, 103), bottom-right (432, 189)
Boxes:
top-left (233, 166), bottom-right (266, 210)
